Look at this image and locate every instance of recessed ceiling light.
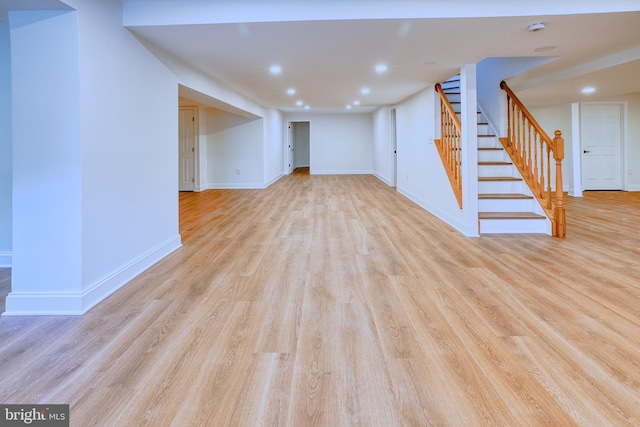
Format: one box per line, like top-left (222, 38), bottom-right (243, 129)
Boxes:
top-left (534, 46), bottom-right (557, 52)
top-left (269, 65), bottom-right (282, 74)
top-left (287, 88), bottom-right (296, 95)
top-left (361, 87), bottom-right (370, 95)
top-left (304, 105), bottom-right (310, 110)
top-left (296, 100), bottom-right (303, 106)
top-left (581, 87), bottom-right (596, 94)
top-left (375, 64), bottom-right (388, 73)
top-left (346, 105), bottom-right (352, 110)
top-left (353, 100), bottom-right (361, 106)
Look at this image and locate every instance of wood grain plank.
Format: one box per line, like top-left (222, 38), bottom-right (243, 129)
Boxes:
top-left (1, 177), bottom-right (640, 426)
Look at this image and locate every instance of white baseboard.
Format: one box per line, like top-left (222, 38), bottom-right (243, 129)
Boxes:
top-left (3, 234), bottom-right (182, 316)
top-left (311, 170), bottom-right (372, 175)
top-left (0, 252), bottom-right (11, 268)
top-left (627, 184), bottom-right (640, 192)
top-left (207, 182), bottom-right (265, 189)
top-left (397, 186), bottom-right (478, 237)
top-left (372, 171), bottom-right (392, 186)
top-left (264, 173), bottom-right (284, 188)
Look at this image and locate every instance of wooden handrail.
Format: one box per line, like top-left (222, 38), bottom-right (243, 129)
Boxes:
top-left (500, 80), bottom-right (566, 237)
top-left (434, 83), bottom-right (462, 208)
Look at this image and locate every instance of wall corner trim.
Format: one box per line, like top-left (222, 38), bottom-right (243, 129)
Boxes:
top-left (2, 235), bottom-right (182, 316)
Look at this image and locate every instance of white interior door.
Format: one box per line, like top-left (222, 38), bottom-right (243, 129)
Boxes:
top-left (179, 108), bottom-right (196, 191)
top-left (581, 103), bottom-right (623, 190)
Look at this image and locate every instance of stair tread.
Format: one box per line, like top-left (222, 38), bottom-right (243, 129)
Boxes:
top-left (479, 212), bottom-right (546, 220)
top-left (478, 147), bottom-right (504, 151)
top-left (479, 193), bottom-right (533, 199)
top-left (478, 134), bottom-right (496, 137)
top-left (478, 161), bottom-right (512, 165)
top-left (479, 176), bottom-right (522, 181)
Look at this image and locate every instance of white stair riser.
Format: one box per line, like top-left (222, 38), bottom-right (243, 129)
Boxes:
top-left (480, 218), bottom-right (550, 234)
top-left (445, 93), bottom-right (461, 103)
top-left (478, 150), bottom-right (509, 162)
top-left (478, 137), bottom-right (502, 149)
top-left (479, 180), bottom-right (526, 193)
top-left (440, 81), bottom-right (460, 90)
top-left (476, 123), bottom-right (491, 134)
top-left (478, 165), bottom-right (515, 177)
top-left (455, 111), bottom-right (484, 122)
top-left (479, 198), bottom-right (535, 212)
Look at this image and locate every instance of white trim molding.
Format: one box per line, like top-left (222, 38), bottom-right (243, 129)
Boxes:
top-left (0, 252), bottom-right (11, 268)
top-left (397, 186), bottom-right (478, 237)
top-left (373, 171), bottom-right (393, 186)
top-left (3, 235), bottom-right (182, 316)
top-left (311, 170), bottom-right (372, 175)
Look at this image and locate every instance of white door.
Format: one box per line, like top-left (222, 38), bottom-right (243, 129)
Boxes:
top-left (581, 103), bottom-right (623, 190)
top-left (179, 108), bottom-right (196, 191)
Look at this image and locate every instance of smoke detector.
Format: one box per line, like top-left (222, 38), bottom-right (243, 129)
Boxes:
top-left (528, 22), bottom-right (546, 32)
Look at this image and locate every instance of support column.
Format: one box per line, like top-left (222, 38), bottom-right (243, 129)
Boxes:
top-left (0, 17), bottom-right (12, 268)
top-left (5, 10), bottom-right (83, 315)
top-left (460, 64), bottom-right (479, 236)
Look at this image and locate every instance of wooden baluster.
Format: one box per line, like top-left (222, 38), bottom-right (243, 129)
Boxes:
top-left (507, 96), bottom-right (512, 147)
top-left (527, 121), bottom-right (532, 180)
top-left (517, 108), bottom-right (522, 158)
top-left (553, 130), bottom-right (566, 237)
top-left (545, 142), bottom-right (551, 208)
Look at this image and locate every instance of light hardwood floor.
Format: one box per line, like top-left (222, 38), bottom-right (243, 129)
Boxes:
top-left (1, 174), bottom-right (639, 426)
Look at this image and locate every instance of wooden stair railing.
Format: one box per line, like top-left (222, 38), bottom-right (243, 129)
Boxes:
top-left (434, 83), bottom-right (462, 208)
top-left (499, 80), bottom-right (566, 237)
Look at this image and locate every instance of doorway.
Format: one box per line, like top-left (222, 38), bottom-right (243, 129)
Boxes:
top-left (581, 103), bottom-right (624, 190)
top-left (288, 121), bottom-right (310, 174)
top-left (179, 108), bottom-right (197, 191)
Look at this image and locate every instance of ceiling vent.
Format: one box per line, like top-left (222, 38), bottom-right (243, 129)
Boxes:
top-left (528, 22), bottom-right (546, 32)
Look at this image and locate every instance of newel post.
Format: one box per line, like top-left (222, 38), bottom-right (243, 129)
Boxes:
top-left (553, 130), bottom-right (566, 237)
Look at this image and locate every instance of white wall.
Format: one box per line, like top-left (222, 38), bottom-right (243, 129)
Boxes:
top-left (9, 10), bottom-right (83, 308)
top-left (284, 113), bottom-right (373, 174)
top-left (528, 104), bottom-right (573, 193)
top-left (395, 86), bottom-right (476, 236)
top-left (476, 57), bottom-right (555, 135)
top-left (5, 0), bottom-right (181, 315)
top-left (0, 19), bottom-right (11, 267)
top-left (372, 106), bottom-right (393, 186)
top-left (74, 0), bottom-right (181, 304)
top-left (263, 108), bottom-right (284, 186)
top-left (198, 106), bottom-right (208, 191)
top-left (207, 109), bottom-right (264, 188)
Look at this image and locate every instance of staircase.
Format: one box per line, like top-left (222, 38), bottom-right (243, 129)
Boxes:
top-left (439, 76), bottom-right (550, 234)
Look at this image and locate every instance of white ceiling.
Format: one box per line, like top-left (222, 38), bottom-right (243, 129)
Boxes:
top-left (5, 0), bottom-right (640, 111)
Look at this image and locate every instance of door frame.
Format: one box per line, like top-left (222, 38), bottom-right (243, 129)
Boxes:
top-left (578, 101), bottom-right (627, 191)
top-left (179, 106), bottom-right (199, 191)
top-left (286, 121), bottom-right (294, 175)
top-left (286, 120), bottom-right (311, 174)
top-left (390, 107), bottom-right (398, 187)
